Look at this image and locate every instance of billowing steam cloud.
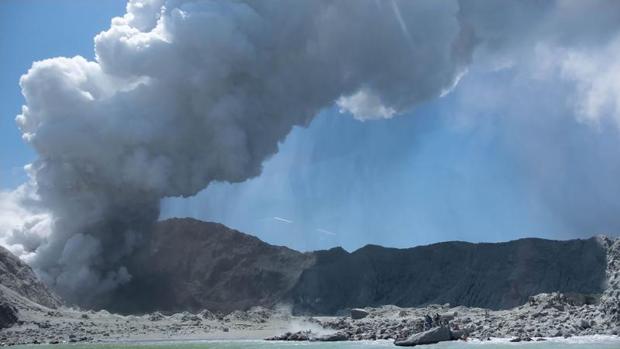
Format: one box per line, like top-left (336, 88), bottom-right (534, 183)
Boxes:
top-left (2, 0), bottom-right (620, 306)
top-left (9, 0), bottom-right (473, 305)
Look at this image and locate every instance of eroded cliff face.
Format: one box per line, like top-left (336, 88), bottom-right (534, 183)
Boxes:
top-left (101, 218), bottom-right (611, 315)
top-left (0, 246), bottom-right (61, 310)
top-left (106, 218), bottom-right (314, 314)
top-left (290, 238), bottom-right (608, 314)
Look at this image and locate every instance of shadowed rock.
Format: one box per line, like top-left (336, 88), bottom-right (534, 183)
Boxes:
top-left (0, 302), bottom-right (18, 329)
top-left (394, 326), bottom-right (452, 346)
top-left (108, 218), bottom-right (314, 313)
top-left (97, 219), bottom-right (608, 315)
top-left (351, 308), bottom-right (369, 319)
top-left (291, 238), bottom-right (607, 314)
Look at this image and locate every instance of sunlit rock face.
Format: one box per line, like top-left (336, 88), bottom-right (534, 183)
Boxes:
top-left (0, 245), bottom-right (61, 309)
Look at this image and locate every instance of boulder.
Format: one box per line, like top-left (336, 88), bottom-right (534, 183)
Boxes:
top-left (199, 309), bottom-right (216, 320)
top-left (580, 319), bottom-right (591, 329)
top-left (351, 308), bottom-right (369, 320)
top-left (0, 302), bottom-right (18, 329)
top-left (394, 326), bottom-right (453, 346)
top-left (148, 312), bottom-right (165, 321)
top-left (450, 329), bottom-right (467, 340)
top-left (180, 312), bottom-right (201, 322)
top-left (319, 331), bottom-right (349, 341)
top-left (440, 311), bottom-right (457, 323)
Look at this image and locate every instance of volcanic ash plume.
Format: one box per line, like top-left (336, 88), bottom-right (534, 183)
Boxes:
top-left (3, 0), bottom-right (473, 306)
top-left (7, 0), bottom-right (616, 306)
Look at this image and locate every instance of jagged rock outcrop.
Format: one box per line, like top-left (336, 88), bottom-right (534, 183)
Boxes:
top-left (598, 236), bottom-right (620, 325)
top-left (0, 246), bottom-right (61, 309)
top-left (0, 246), bottom-right (62, 330)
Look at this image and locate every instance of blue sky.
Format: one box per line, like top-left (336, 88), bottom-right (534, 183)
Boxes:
top-left (3, 0), bottom-right (620, 253)
top-left (0, 0), bottom-right (126, 189)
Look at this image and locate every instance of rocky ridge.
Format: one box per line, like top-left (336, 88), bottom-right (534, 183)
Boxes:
top-left (290, 237), bottom-right (607, 314)
top-left (0, 246), bottom-right (60, 309)
top-left (269, 235), bottom-right (620, 344)
top-left (107, 219), bottom-right (609, 315)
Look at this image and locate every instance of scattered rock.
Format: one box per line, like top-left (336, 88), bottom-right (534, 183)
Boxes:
top-left (148, 312), bottom-right (164, 321)
top-left (199, 309), bottom-right (216, 320)
top-left (179, 312), bottom-right (201, 322)
top-left (394, 326), bottom-right (453, 346)
top-left (267, 330), bottom-right (315, 341)
top-left (351, 308), bottom-right (369, 320)
top-left (318, 331), bottom-right (349, 341)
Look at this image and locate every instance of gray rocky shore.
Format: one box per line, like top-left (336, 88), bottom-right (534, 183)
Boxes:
top-left (270, 292), bottom-right (618, 343)
top-left (0, 302), bottom-right (296, 346)
top-left (2, 290), bottom-right (619, 347)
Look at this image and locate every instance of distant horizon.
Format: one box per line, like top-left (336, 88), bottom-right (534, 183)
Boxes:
top-left (158, 216), bottom-right (618, 253)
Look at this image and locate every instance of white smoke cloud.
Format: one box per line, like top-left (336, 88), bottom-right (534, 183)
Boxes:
top-left (9, 0), bottom-right (473, 306)
top-left (5, 0), bottom-right (620, 307)
top-left (337, 88), bottom-right (396, 121)
top-left (559, 38), bottom-right (620, 128)
top-left (0, 180), bottom-right (51, 260)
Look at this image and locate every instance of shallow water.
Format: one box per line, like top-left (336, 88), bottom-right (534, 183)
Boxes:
top-left (12, 338), bottom-right (620, 349)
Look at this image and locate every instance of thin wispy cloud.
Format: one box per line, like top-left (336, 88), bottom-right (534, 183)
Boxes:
top-left (390, 0), bottom-right (413, 45)
top-left (316, 228), bottom-right (336, 236)
top-left (273, 217), bottom-right (293, 224)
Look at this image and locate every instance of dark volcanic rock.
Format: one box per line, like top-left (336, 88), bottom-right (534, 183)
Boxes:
top-left (350, 308), bottom-right (369, 319)
top-left (266, 330), bottom-right (314, 341)
top-left (102, 219), bottom-right (609, 315)
top-left (290, 238), bottom-right (607, 314)
top-left (0, 302), bottom-right (18, 329)
top-left (319, 331), bottom-right (349, 341)
top-left (394, 326), bottom-right (453, 346)
top-left (109, 218), bottom-right (314, 313)
top-left (0, 246), bottom-right (61, 309)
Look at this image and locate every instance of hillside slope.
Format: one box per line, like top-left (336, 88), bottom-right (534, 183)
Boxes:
top-left (108, 218), bottom-right (314, 313)
top-left (105, 219), bottom-right (610, 315)
top-left (289, 238), bottom-right (607, 314)
top-left (0, 246), bottom-right (61, 309)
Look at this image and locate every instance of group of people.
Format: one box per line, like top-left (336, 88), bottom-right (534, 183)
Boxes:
top-left (423, 313), bottom-right (448, 329)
